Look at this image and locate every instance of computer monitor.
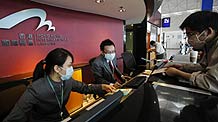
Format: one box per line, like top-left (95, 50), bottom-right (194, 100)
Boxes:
top-left (70, 91), bottom-right (123, 122)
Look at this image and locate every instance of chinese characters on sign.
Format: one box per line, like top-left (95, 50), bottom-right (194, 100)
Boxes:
top-left (1, 33), bottom-right (67, 47)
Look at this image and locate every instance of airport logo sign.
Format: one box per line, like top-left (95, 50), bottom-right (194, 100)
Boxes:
top-left (0, 8), bottom-right (70, 47)
top-left (0, 8), bottom-right (55, 31)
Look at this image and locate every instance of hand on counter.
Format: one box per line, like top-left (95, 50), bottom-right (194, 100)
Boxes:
top-left (102, 84), bottom-right (116, 93)
top-left (165, 67), bottom-right (191, 80)
top-left (165, 67), bottom-right (180, 77)
top-left (113, 82), bottom-right (122, 89)
top-left (121, 75), bottom-right (131, 81)
top-left (164, 63), bottom-right (183, 69)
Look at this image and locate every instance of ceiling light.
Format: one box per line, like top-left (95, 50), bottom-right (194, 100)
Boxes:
top-left (173, 12), bottom-right (182, 15)
top-left (119, 6), bottom-right (126, 12)
top-left (95, 0), bottom-right (105, 4)
top-left (186, 9), bottom-right (198, 13)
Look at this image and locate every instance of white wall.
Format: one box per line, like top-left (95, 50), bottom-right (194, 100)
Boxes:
top-left (161, 12), bottom-right (192, 58)
top-left (162, 12), bottom-right (191, 32)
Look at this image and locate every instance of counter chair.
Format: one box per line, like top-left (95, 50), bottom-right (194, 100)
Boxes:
top-left (121, 52), bottom-right (146, 77)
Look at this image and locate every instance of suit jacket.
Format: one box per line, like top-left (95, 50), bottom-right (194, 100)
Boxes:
top-left (91, 54), bottom-right (123, 84)
top-left (3, 76), bottom-right (104, 122)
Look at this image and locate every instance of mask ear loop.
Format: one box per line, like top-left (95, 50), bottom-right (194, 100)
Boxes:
top-left (59, 66), bottom-right (66, 71)
top-left (196, 30), bottom-right (206, 41)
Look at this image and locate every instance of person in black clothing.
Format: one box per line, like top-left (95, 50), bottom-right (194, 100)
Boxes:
top-left (3, 48), bottom-right (115, 122)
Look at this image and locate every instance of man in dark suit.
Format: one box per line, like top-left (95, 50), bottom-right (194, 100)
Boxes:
top-left (91, 39), bottom-right (130, 88)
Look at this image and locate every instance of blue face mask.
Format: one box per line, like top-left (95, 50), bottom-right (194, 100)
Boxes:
top-left (60, 66), bottom-right (74, 80)
top-left (104, 53), bottom-right (116, 61)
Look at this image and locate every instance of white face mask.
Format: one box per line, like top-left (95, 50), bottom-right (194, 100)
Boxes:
top-left (104, 53), bottom-right (116, 61)
top-left (188, 31), bottom-right (206, 50)
top-left (60, 66), bottom-right (74, 80)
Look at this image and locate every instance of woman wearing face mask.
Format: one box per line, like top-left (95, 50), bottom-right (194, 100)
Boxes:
top-left (165, 11), bottom-right (218, 93)
top-left (3, 48), bottom-right (116, 122)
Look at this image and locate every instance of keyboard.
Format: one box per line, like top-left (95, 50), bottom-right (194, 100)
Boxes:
top-left (122, 76), bottom-right (147, 89)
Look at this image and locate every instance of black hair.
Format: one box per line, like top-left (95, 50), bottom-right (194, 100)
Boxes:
top-left (100, 39), bottom-right (115, 51)
top-left (180, 11), bottom-right (218, 33)
top-left (33, 48), bottom-right (74, 81)
top-left (150, 40), bottom-right (156, 46)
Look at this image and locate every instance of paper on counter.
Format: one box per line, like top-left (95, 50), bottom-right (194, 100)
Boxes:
top-left (152, 68), bottom-right (167, 75)
top-left (142, 68), bottom-right (167, 75)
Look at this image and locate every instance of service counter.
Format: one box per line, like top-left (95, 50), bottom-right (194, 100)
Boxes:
top-left (149, 74), bottom-right (214, 122)
top-left (1, 62), bottom-right (217, 122)
top-left (65, 71), bottom-right (218, 122)
top-left (65, 73), bottom-right (160, 122)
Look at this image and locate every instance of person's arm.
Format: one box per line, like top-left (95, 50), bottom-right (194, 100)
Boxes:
top-left (114, 66), bottom-right (131, 83)
top-left (147, 48), bottom-right (156, 52)
top-left (181, 51), bottom-right (206, 72)
top-left (190, 66), bottom-right (218, 93)
top-left (165, 67), bottom-right (191, 80)
top-left (181, 63), bottom-right (204, 73)
top-left (113, 60), bottom-right (131, 82)
top-left (70, 79), bottom-right (115, 94)
top-left (114, 64), bottom-right (125, 80)
top-left (3, 86), bottom-right (39, 122)
top-left (166, 66), bottom-right (218, 93)
top-left (164, 62), bottom-right (204, 73)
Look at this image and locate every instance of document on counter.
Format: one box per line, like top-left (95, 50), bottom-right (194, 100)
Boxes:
top-left (142, 68), bottom-right (167, 75)
top-left (105, 88), bottom-right (132, 96)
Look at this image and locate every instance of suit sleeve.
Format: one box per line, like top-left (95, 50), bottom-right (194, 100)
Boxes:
top-left (3, 85), bottom-right (39, 122)
top-left (70, 79), bottom-right (105, 94)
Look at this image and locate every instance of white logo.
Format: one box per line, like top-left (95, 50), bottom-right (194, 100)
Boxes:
top-left (164, 18), bottom-right (170, 24)
top-left (0, 8), bottom-right (55, 31)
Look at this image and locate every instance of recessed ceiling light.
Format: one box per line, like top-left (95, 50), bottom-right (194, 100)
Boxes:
top-left (173, 12), bottom-right (182, 15)
top-left (95, 0), bottom-right (105, 4)
top-left (119, 6), bottom-right (126, 12)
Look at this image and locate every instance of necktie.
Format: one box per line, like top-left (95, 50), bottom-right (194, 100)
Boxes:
top-left (109, 61), bottom-right (122, 83)
top-left (109, 61), bottom-right (114, 73)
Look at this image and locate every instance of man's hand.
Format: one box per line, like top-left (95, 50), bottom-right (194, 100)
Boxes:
top-left (101, 84), bottom-right (116, 93)
top-left (113, 82), bottom-right (122, 89)
top-left (121, 75), bottom-right (131, 81)
top-left (164, 64), bottom-right (183, 69)
top-left (165, 67), bottom-right (191, 80)
top-left (165, 67), bottom-right (180, 77)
